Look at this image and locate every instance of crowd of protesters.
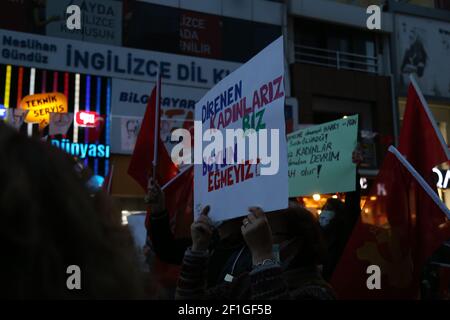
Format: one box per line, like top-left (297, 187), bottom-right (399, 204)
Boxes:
top-left (1, 121), bottom-right (449, 299)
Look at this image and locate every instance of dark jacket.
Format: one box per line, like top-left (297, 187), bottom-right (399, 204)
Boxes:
top-left (148, 211), bottom-right (191, 265)
top-left (175, 248), bottom-right (336, 300)
top-left (321, 178), bottom-right (361, 281)
top-left (148, 211), bottom-right (253, 287)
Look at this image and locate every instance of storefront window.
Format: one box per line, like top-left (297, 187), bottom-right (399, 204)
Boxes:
top-left (0, 64), bottom-right (112, 177)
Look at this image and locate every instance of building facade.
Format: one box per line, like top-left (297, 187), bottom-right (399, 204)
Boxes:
top-left (0, 0), bottom-right (449, 215)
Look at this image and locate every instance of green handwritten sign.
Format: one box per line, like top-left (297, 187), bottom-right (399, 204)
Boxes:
top-left (288, 115), bottom-right (358, 197)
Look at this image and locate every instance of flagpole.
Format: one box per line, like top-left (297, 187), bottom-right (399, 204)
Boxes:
top-left (388, 145), bottom-right (450, 219)
top-left (152, 72), bottom-right (161, 179)
top-left (107, 164), bottom-right (114, 194)
top-left (162, 164), bottom-right (193, 191)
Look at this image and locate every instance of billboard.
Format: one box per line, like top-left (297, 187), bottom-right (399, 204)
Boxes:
top-left (46, 0), bottom-right (122, 45)
top-left (0, 28), bottom-right (240, 89)
top-left (397, 14), bottom-right (450, 99)
top-left (110, 78), bottom-right (207, 155)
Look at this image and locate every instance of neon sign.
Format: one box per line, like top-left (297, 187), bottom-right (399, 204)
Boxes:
top-left (0, 105), bottom-right (6, 120)
top-left (75, 111), bottom-right (101, 128)
top-left (51, 139), bottom-right (110, 159)
top-left (19, 92), bottom-right (68, 129)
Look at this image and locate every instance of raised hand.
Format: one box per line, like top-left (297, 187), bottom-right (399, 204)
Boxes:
top-left (145, 177), bottom-right (165, 214)
top-left (241, 207), bottom-right (274, 265)
top-left (191, 206), bottom-right (214, 252)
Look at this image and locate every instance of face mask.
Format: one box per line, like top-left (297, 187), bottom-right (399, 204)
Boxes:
top-left (319, 210), bottom-right (336, 228)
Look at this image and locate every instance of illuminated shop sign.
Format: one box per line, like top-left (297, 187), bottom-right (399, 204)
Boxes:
top-left (433, 168), bottom-right (450, 189)
top-left (75, 111), bottom-right (101, 127)
top-left (19, 92), bottom-right (68, 128)
top-left (0, 29), bottom-right (240, 89)
top-left (0, 105), bottom-right (6, 119)
top-left (51, 139), bottom-right (110, 159)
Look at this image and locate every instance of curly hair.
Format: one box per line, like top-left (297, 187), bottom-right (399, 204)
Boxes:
top-left (0, 122), bottom-right (145, 299)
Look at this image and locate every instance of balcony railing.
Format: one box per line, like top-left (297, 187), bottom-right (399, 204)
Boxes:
top-left (294, 44), bottom-right (379, 74)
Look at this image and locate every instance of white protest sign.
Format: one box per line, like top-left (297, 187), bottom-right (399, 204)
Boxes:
top-left (194, 36), bottom-right (288, 222)
top-left (49, 112), bottom-right (73, 136)
top-left (5, 109), bottom-right (28, 130)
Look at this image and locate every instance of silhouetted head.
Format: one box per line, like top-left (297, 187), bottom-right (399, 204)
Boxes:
top-left (267, 207), bottom-right (326, 269)
top-left (319, 198), bottom-right (345, 230)
top-left (0, 122), bottom-right (144, 299)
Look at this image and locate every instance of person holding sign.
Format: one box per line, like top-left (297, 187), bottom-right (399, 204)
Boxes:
top-left (175, 205), bottom-right (335, 300)
top-left (320, 146), bottom-right (364, 282)
top-left (145, 178), bottom-right (253, 289)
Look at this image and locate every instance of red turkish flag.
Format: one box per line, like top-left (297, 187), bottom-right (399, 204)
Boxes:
top-left (398, 76), bottom-right (450, 185)
top-left (330, 147), bottom-right (450, 299)
top-left (128, 78), bottom-right (178, 190)
top-left (331, 77), bottom-right (450, 299)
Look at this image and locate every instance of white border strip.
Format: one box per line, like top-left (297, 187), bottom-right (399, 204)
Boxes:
top-left (389, 145), bottom-right (450, 219)
top-left (161, 164), bottom-right (193, 191)
top-left (409, 74), bottom-right (450, 159)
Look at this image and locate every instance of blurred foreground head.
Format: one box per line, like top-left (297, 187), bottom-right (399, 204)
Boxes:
top-left (0, 123), bottom-right (143, 299)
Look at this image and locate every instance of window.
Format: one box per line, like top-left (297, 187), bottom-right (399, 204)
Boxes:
top-left (124, 2), bottom-right (281, 62)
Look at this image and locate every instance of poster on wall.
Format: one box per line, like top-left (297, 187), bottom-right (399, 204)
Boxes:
top-left (397, 14), bottom-right (450, 99)
top-left (111, 78), bottom-right (206, 155)
top-left (46, 0), bottom-right (122, 45)
top-left (120, 117), bottom-right (141, 152)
